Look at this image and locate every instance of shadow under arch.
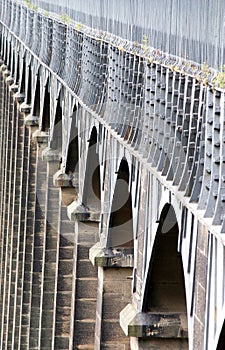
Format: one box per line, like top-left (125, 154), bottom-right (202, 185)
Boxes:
top-left (107, 158), bottom-right (133, 249)
top-left (41, 78), bottom-right (50, 132)
top-left (50, 90), bottom-right (63, 151)
top-left (11, 48), bottom-right (16, 79)
top-left (15, 53), bottom-right (20, 85)
top-left (33, 71), bottom-right (40, 117)
top-left (82, 126), bottom-right (101, 211)
top-left (143, 203), bottom-right (187, 314)
top-left (20, 58), bottom-right (26, 94)
top-left (66, 105), bottom-right (79, 175)
top-left (26, 64), bottom-right (32, 105)
top-left (3, 38), bottom-right (8, 64)
top-left (8, 41), bottom-right (13, 73)
top-left (217, 320), bottom-right (225, 350)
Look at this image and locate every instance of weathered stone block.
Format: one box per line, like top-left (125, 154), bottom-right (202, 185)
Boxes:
top-left (42, 292), bottom-right (55, 309)
top-left (106, 290), bottom-right (131, 315)
top-left (56, 292), bottom-right (73, 307)
top-left (40, 329), bottom-right (53, 348)
top-left (101, 342), bottom-right (130, 350)
top-left (138, 338), bottom-right (188, 349)
top-left (194, 282), bottom-right (206, 325)
top-left (33, 259), bottom-right (43, 273)
top-left (58, 260), bottom-right (74, 275)
top-left (76, 279), bottom-right (98, 299)
top-left (59, 233), bottom-right (75, 246)
top-left (73, 320), bottom-right (95, 345)
top-left (59, 247), bottom-right (74, 260)
top-left (195, 249), bottom-right (208, 288)
top-left (57, 275), bottom-right (73, 292)
top-left (77, 245), bottom-right (89, 259)
top-left (41, 310), bottom-right (54, 324)
top-left (55, 306), bottom-right (71, 321)
top-left (102, 320), bottom-right (127, 341)
top-left (193, 315), bottom-right (205, 350)
top-left (29, 328), bottom-right (40, 348)
top-left (75, 299), bottom-right (97, 320)
top-left (55, 321), bottom-right (71, 335)
top-left (45, 249), bottom-right (57, 262)
top-left (77, 259), bottom-right (98, 278)
top-left (54, 336), bottom-right (70, 349)
top-left (31, 295), bottom-right (41, 308)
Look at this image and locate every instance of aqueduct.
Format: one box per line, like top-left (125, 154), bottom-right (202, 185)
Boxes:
top-left (0, 1), bottom-right (225, 349)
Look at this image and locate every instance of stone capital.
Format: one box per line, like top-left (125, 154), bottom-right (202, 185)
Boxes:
top-left (42, 147), bottom-right (62, 162)
top-left (24, 114), bottom-right (39, 127)
top-left (67, 200), bottom-right (100, 222)
top-left (120, 304), bottom-right (188, 339)
top-left (89, 242), bottom-right (134, 267)
top-left (14, 92), bottom-right (25, 103)
top-left (32, 129), bottom-right (49, 144)
top-left (53, 170), bottom-right (73, 187)
top-left (20, 102), bottom-right (31, 114)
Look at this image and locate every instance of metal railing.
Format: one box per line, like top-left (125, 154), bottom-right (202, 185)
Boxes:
top-left (4, 0), bottom-right (224, 70)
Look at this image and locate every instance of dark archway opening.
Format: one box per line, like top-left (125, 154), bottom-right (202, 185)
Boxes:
top-left (3, 39), bottom-right (7, 65)
top-left (41, 79), bottom-right (50, 132)
top-left (143, 204), bottom-right (187, 313)
top-left (33, 74), bottom-right (40, 117)
top-left (217, 320), bottom-right (225, 350)
top-left (82, 127), bottom-right (101, 211)
top-left (11, 50), bottom-right (15, 78)
top-left (8, 43), bottom-right (12, 72)
top-left (107, 158), bottom-right (133, 248)
top-left (0, 35), bottom-right (2, 58)
top-left (51, 97), bottom-right (62, 151)
top-left (20, 59), bottom-right (26, 94)
top-left (26, 65), bottom-right (32, 105)
top-left (66, 113), bottom-right (79, 174)
top-left (15, 54), bottom-right (20, 84)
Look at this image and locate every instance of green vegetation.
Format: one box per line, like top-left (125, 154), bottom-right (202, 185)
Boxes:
top-left (60, 13), bottom-right (71, 25)
top-left (214, 65), bottom-right (225, 89)
top-left (142, 34), bottom-right (149, 55)
top-left (44, 7), bottom-right (49, 17)
top-left (76, 22), bottom-right (82, 31)
top-left (201, 62), bottom-right (210, 77)
top-left (25, 0), bottom-right (38, 11)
